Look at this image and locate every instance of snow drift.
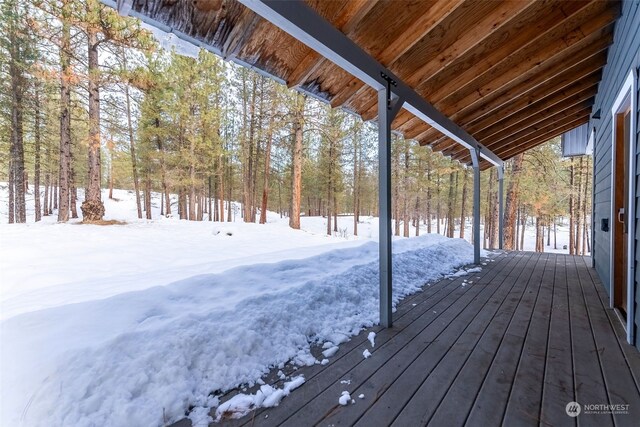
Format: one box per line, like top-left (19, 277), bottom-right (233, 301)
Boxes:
top-left (1, 234), bottom-right (474, 426)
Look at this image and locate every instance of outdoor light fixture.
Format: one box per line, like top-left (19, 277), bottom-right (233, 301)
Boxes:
top-left (592, 108), bottom-right (601, 120)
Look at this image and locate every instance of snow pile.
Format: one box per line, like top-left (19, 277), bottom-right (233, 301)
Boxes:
top-left (1, 233), bottom-right (474, 426)
top-left (367, 331), bottom-right (376, 347)
top-left (338, 391), bottom-right (352, 406)
top-left (362, 349), bottom-right (372, 359)
top-left (448, 265), bottom-right (483, 278)
top-left (214, 376), bottom-right (304, 421)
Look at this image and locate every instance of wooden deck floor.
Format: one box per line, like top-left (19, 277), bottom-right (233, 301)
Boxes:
top-left (212, 252), bottom-right (640, 427)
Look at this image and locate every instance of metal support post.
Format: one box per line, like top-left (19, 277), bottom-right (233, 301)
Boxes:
top-left (471, 147), bottom-right (481, 264)
top-left (497, 165), bottom-right (504, 250)
top-left (378, 76), bottom-right (403, 328)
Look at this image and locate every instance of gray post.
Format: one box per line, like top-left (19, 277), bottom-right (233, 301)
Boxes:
top-left (497, 165), bottom-right (504, 250)
top-left (378, 85), bottom-right (403, 328)
top-left (471, 147), bottom-right (481, 264)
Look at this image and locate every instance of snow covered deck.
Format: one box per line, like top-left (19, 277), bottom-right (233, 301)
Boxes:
top-left (201, 251), bottom-right (640, 426)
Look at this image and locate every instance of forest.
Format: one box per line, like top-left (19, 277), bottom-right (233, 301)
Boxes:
top-left (0, 0), bottom-right (592, 255)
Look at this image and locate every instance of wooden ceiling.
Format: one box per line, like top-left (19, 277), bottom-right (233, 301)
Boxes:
top-left (132, 0), bottom-right (620, 169)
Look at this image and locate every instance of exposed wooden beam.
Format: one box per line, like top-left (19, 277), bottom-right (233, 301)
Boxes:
top-left (329, 0), bottom-right (467, 108)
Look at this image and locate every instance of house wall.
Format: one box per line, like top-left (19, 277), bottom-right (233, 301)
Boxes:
top-left (591, 0), bottom-right (640, 347)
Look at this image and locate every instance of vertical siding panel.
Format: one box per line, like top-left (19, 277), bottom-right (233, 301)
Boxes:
top-left (591, 0), bottom-right (640, 348)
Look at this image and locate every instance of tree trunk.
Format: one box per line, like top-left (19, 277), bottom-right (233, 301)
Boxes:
top-left (334, 195), bottom-right (338, 233)
top-left (189, 135), bottom-right (197, 221)
top-left (583, 157), bottom-right (590, 254)
top-left (211, 176), bottom-right (215, 221)
top-left (520, 206), bottom-right (526, 251)
top-left (178, 188), bottom-right (186, 220)
top-left (535, 214), bottom-right (544, 252)
top-left (447, 171), bottom-right (456, 238)
top-left (515, 206), bottom-right (519, 250)
top-left (436, 174), bottom-right (441, 235)
top-left (575, 156), bottom-right (583, 255)
top-left (503, 153), bottom-right (524, 249)
top-left (353, 127), bottom-right (359, 236)
top-left (227, 159), bottom-right (233, 222)
top-left (260, 96), bottom-right (275, 224)
top-left (403, 141), bottom-right (410, 238)
top-left (9, 19), bottom-right (26, 223)
top-left (83, 29), bottom-right (104, 221)
top-left (243, 77), bottom-right (257, 222)
top-left (289, 93), bottom-right (305, 229)
top-left (34, 88), bottom-right (42, 222)
top-left (426, 167), bottom-right (432, 233)
top-left (108, 140), bottom-right (114, 199)
top-left (485, 169), bottom-right (494, 248)
top-left (218, 155), bottom-right (225, 222)
top-left (460, 169), bottom-right (468, 239)
top-left (53, 177), bottom-right (58, 210)
top-left (58, 1), bottom-right (72, 222)
top-left (145, 174), bottom-right (152, 220)
top-left (326, 183), bottom-right (332, 236)
top-left (70, 163), bottom-right (78, 219)
top-left (43, 131), bottom-right (50, 216)
top-left (8, 148), bottom-right (14, 224)
top-left (569, 158), bottom-right (575, 255)
top-left (415, 195), bottom-right (421, 237)
top-left (123, 57), bottom-right (142, 219)
top-left (490, 181), bottom-right (499, 249)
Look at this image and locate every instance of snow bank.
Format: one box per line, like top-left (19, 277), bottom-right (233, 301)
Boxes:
top-left (214, 376), bottom-right (304, 421)
top-left (1, 234), bottom-right (473, 426)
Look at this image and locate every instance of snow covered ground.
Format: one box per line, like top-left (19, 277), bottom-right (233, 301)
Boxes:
top-left (0, 185), bottom-right (578, 426)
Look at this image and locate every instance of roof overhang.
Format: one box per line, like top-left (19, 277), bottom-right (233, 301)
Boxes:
top-left (104, 0), bottom-right (620, 169)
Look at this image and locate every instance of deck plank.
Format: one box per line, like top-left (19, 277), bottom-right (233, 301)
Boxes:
top-left (348, 253), bottom-right (527, 427)
top-left (502, 250), bottom-right (557, 426)
top-left (464, 252), bottom-right (551, 426)
top-left (421, 252), bottom-right (545, 426)
top-left (577, 256), bottom-right (640, 426)
top-left (540, 254), bottom-right (575, 427)
top-left (566, 255), bottom-right (613, 427)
